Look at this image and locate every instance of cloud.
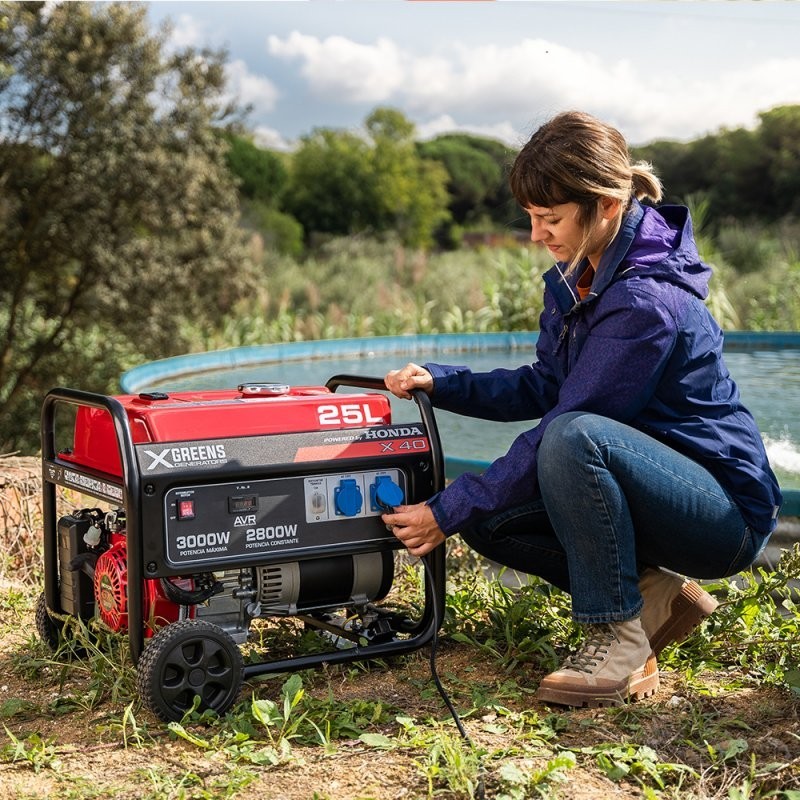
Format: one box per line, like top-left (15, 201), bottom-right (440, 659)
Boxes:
top-left (253, 125), bottom-right (294, 153)
top-left (406, 39), bottom-right (612, 115)
top-left (416, 115), bottom-right (523, 148)
top-left (265, 31), bottom-right (800, 144)
top-left (633, 58), bottom-right (800, 142)
top-left (268, 31), bottom-right (405, 103)
top-left (165, 13), bottom-right (207, 51)
top-left (225, 59), bottom-right (280, 112)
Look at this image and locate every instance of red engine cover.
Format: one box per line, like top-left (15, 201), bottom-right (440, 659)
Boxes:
top-left (94, 540), bottom-right (128, 631)
top-left (94, 535), bottom-right (191, 635)
top-left (62, 386), bottom-right (392, 478)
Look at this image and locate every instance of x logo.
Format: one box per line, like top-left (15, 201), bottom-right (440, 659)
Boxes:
top-left (144, 448), bottom-right (174, 470)
top-left (380, 442), bottom-right (394, 452)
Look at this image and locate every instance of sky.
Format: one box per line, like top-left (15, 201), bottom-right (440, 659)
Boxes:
top-left (144, 1), bottom-right (800, 151)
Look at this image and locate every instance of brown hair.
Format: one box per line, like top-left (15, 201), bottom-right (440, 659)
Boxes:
top-left (510, 111), bottom-right (662, 274)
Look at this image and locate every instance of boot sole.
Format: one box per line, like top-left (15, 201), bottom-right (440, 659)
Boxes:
top-left (536, 656), bottom-right (659, 709)
top-left (650, 581), bottom-right (719, 656)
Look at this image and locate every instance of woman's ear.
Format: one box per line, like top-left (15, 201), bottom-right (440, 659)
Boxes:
top-left (599, 196), bottom-right (622, 220)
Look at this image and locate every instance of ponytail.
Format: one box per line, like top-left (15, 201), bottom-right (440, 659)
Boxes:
top-left (630, 162), bottom-right (662, 204)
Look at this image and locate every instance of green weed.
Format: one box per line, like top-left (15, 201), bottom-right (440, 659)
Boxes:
top-left (445, 570), bottom-right (575, 671)
top-left (167, 672), bottom-right (395, 772)
top-left (359, 714), bottom-right (485, 799)
top-left (494, 752), bottom-right (576, 800)
top-left (139, 765), bottom-right (256, 800)
top-left (1, 726), bottom-right (62, 773)
top-left (576, 742), bottom-right (697, 792)
top-left (420, 724), bottom-right (484, 799)
top-left (10, 613), bottom-right (138, 712)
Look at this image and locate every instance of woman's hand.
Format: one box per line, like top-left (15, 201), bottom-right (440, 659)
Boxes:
top-left (381, 502), bottom-right (445, 557)
top-left (384, 363), bottom-right (434, 400)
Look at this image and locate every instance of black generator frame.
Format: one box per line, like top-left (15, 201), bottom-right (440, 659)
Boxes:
top-left (41, 374), bottom-right (447, 676)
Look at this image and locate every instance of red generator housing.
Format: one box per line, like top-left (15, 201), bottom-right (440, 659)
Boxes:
top-left (40, 376), bottom-right (445, 721)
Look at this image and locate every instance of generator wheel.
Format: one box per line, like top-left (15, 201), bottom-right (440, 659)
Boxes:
top-left (35, 593), bottom-right (61, 651)
top-left (137, 619), bottom-right (244, 722)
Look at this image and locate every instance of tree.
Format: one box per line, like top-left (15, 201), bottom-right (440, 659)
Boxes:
top-left (758, 105), bottom-right (800, 218)
top-left (418, 133), bottom-right (515, 227)
top-left (365, 107), bottom-right (450, 249)
top-left (284, 127), bottom-right (378, 239)
top-left (709, 126), bottom-right (769, 220)
top-left (223, 131), bottom-right (288, 204)
top-left (632, 104), bottom-right (800, 224)
top-left (223, 131), bottom-right (302, 254)
top-left (632, 136), bottom-right (718, 208)
top-left (0, 1), bottom-right (254, 453)
top-left (284, 108), bottom-right (450, 249)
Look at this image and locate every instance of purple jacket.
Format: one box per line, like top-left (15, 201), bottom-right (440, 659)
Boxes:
top-left (426, 201), bottom-right (782, 536)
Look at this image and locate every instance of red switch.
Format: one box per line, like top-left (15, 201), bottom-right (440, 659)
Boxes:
top-left (178, 499), bottom-right (195, 520)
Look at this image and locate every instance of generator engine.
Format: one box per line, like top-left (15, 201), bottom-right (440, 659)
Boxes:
top-left (55, 504), bottom-right (396, 643)
top-left (39, 378), bottom-right (445, 721)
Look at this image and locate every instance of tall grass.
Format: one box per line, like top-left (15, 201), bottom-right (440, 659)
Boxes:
top-left (183, 237), bottom-right (551, 350)
top-left (185, 222), bottom-right (800, 353)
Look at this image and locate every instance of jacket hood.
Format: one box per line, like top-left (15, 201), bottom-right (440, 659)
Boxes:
top-left (545, 200), bottom-right (712, 314)
top-left (598, 200), bottom-right (711, 301)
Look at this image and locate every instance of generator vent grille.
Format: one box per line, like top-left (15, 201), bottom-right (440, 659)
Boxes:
top-left (256, 563), bottom-right (299, 607)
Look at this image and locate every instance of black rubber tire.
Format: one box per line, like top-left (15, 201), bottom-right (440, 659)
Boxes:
top-left (136, 619), bottom-right (244, 722)
top-left (35, 592), bottom-right (62, 651)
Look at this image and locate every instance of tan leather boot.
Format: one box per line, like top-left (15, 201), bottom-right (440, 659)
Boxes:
top-left (639, 567), bottom-right (719, 655)
top-left (537, 617), bottom-right (658, 708)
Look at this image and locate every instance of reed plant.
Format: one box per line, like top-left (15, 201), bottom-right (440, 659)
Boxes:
top-left (185, 223), bottom-right (800, 355)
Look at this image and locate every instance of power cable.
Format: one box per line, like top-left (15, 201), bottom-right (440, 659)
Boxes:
top-left (424, 555), bottom-right (487, 800)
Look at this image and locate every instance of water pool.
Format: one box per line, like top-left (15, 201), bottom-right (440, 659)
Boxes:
top-left (121, 333), bottom-right (800, 500)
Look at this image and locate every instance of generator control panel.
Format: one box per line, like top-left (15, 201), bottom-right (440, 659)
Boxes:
top-left (163, 468), bottom-right (406, 570)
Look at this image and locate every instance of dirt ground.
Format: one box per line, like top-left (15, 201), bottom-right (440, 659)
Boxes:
top-left (0, 614), bottom-right (798, 800)
top-left (1, 455), bottom-right (799, 799)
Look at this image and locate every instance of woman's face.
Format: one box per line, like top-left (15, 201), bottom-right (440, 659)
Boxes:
top-left (525, 198), bottom-right (619, 267)
top-left (525, 202), bottom-right (586, 264)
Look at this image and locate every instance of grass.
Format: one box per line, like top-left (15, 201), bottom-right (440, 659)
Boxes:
top-left (1, 458), bottom-right (800, 799)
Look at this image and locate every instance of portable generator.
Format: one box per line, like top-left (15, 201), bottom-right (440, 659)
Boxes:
top-left (39, 375), bottom-right (445, 721)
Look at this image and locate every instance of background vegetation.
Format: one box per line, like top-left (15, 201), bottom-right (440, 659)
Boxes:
top-left (1, 0), bottom-right (799, 456)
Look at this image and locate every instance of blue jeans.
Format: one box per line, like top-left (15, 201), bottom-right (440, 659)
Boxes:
top-left (459, 412), bottom-right (767, 624)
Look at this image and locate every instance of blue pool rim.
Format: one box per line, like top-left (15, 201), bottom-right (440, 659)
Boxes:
top-left (120, 331), bottom-right (800, 516)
